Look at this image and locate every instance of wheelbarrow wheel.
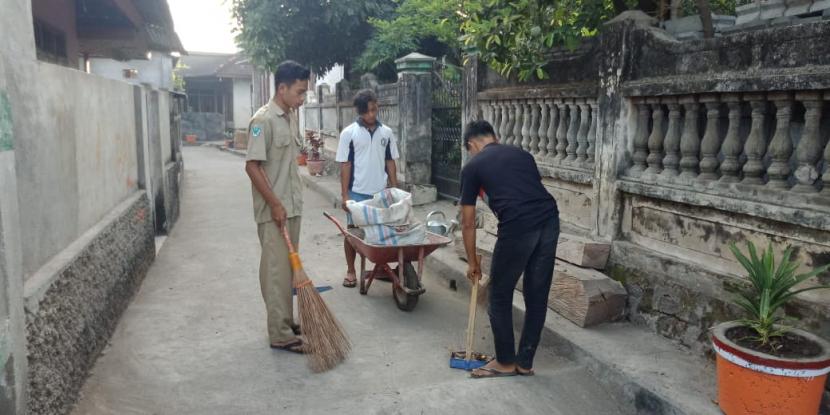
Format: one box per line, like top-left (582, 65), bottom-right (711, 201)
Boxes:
top-left (393, 262), bottom-right (419, 311)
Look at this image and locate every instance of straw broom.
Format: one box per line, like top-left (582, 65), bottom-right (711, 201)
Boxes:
top-left (257, 165), bottom-right (350, 371)
top-left (282, 226), bottom-right (351, 372)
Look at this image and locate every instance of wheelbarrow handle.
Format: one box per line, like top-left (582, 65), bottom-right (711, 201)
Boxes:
top-left (323, 211), bottom-right (350, 237)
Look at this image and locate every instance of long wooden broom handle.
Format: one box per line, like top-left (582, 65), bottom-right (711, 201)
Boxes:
top-left (282, 226), bottom-right (297, 254)
top-left (465, 255), bottom-right (482, 362)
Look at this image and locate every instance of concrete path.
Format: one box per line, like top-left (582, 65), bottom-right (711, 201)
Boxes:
top-left (71, 146), bottom-right (624, 415)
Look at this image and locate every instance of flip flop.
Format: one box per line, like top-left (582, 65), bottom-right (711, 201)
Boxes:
top-left (470, 367), bottom-right (518, 379)
top-left (343, 273), bottom-right (357, 288)
top-left (517, 368), bottom-right (535, 376)
top-left (270, 339), bottom-right (306, 354)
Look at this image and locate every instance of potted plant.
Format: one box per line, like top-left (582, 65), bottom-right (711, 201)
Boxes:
top-left (306, 131), bottom-right (325, 176)
top-left (712, 242), bottom-right (830, 415)
top-left (297, 147), bottom-right (308, 166)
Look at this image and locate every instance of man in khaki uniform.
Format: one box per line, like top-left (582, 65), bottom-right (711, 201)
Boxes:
top-left (245, 61), bottom-right (309, 353)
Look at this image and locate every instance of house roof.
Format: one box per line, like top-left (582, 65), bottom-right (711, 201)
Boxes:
top-left (179, 53), bottom-right (252, 80)
top-left (76, 0), bottom-right (185, 60)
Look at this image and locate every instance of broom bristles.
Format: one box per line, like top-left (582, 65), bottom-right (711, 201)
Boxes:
top-left (294, 268), bottom-right (351, 373)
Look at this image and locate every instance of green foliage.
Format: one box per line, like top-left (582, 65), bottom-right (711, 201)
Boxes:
top-left (172, 61), bottom-right (187, 92)
top-left (358, 0), bottom-right (463, 71)
top-left (231, 0), bottom-right (394, 74)
top-left (459, 0), bottom-right (617, 81)
top-left (728, 242), bottom-right (830, 346)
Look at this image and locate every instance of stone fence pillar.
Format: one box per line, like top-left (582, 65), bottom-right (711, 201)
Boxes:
top-left (395, 53), bottom-right (437, 204)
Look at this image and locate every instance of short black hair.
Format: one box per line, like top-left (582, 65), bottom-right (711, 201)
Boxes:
top-left (463, 120), bottom-right (496, 150)
top-left (274, 60), bottom-right (310, 88)
top-left (353, 89), bottom-right (378, 115)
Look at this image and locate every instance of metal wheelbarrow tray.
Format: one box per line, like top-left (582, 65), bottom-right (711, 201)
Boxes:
top-left (323, 211), bottom-right (452, 311)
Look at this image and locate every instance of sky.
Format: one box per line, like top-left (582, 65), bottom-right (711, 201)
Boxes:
top-left (167, 0), bottom-right (239, 54)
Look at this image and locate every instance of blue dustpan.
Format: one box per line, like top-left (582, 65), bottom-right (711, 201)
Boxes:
top-left (292, 285), bottom-right (333, 296)
top-left (451, 262), bottom-right (490, 371)
top-left (449, 351), bottom-right (490, 371)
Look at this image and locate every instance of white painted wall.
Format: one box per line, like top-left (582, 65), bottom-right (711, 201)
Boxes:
top-left (232, 79), bottom-right (252, 129)
top-left (90, 53), bottom-right (174, 90)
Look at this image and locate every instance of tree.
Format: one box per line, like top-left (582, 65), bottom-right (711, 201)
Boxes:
top-left (357, 0), bottom-right (464, 73)
top-left (460, 0), bottom-right (618, 81)
top-left (231, 0), bottom-right (394, 75)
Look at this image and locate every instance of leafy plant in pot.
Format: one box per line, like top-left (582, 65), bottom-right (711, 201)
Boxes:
top-left (712, 242), bottom-right (830, 415)
top-left (306, 131), bottom-right (325, 176)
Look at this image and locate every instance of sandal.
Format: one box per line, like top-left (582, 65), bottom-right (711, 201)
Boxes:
top-left (270, 339), bottom-right (306, 354)
top-left (470, 367), bottom-right (518, 379)
top-left (517, 367), bottom-right (535, 376)
top-left (343, 272), bottom-right (357, 288)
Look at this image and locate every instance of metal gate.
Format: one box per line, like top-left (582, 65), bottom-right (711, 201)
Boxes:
top-left (431, 68), bottom-right (463, 199)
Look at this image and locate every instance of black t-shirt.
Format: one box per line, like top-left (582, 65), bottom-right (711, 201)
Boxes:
top-left (460, 143), bottom-right (558, 238)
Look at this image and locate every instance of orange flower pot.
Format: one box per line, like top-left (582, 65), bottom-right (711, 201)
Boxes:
top-left (712, 322), bottom-right (830, 415)
top-left (306, 159), bottom-right (325, 176)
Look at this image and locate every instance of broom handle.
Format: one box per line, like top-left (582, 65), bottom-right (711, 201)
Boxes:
top-left (465, 255), bottom-right (482, 362)
top-left (282, 226), bottom-right (296, 255)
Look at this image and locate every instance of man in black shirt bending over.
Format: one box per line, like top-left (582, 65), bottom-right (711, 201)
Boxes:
top-left (459, 120), bottom-right (560, 378)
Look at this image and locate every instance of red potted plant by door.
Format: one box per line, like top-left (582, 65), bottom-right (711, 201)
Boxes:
top-left (712, 242), bottom-right (830, 415)
top-left (306, 131), bottom-right (325, 176)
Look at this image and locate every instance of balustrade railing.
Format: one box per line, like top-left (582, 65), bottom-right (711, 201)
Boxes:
top-left (478, 97), bottom-right (598, 172)
top-left (625, 92), bottom-right (830, 194)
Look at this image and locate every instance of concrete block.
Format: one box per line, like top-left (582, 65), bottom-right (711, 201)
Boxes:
top-left (550, 261), bottom-right (627, 327)
top-left (664, 15), bottom-right (703, 34)
top-left (760, 0), bottom-right (787, 19)
top-left (736, 3), bottom-right (762, 25)
top-left (721, 19), bottom-right (770, 33)
top-left (406, 184), bottom-right (437, 206)
top-left (556, 233), bottom-right (611, 269)
top-left (771, 16), bottom-right (799, 25)
top-left (713, 15), bottom-right (737, 29)
top-left (811, 0), bottom-right (830, 12)
top-left (676, 31), bottom-right (704, 41)
top-left (785, 0), bottom-right (813, 15)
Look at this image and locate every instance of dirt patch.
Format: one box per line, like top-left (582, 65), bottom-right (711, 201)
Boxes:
top-left (726, 326), bottom-right (823, 359)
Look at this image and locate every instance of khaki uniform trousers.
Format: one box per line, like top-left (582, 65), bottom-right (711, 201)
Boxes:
top-left (257, 217), bottom-right (301, 344)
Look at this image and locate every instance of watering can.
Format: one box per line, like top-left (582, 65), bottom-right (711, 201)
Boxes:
top-left (426, 211), bottom-right (458, 238)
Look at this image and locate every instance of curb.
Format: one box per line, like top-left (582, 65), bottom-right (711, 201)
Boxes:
top-left (423, 246), bottom-right (719, 415)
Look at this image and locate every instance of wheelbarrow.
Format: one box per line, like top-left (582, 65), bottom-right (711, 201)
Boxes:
top-left (323, 212), bottom-right (452, 311)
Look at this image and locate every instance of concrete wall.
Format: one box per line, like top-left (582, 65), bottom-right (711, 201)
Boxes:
top-left (1, 1), bottom-right (41, 413)
top-left (24, 193), bottom-right (154, 415)
top-left (11, 63), bottom-right (139, 277)
top-left (90, 53), bottom-right (175, 90)
top-left (232, 78), bottom-right (252, 130)
top-left (0, 1), bottom-right (182, 412)
top-left (469, 15), bottom-right (830, 358)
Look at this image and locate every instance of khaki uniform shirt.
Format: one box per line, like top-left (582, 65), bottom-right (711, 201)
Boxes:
top-left (246, 100), bottom-right (304, 223)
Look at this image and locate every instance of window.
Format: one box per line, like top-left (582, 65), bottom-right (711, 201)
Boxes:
top-left (33, 19), bottom-right (68, 65)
